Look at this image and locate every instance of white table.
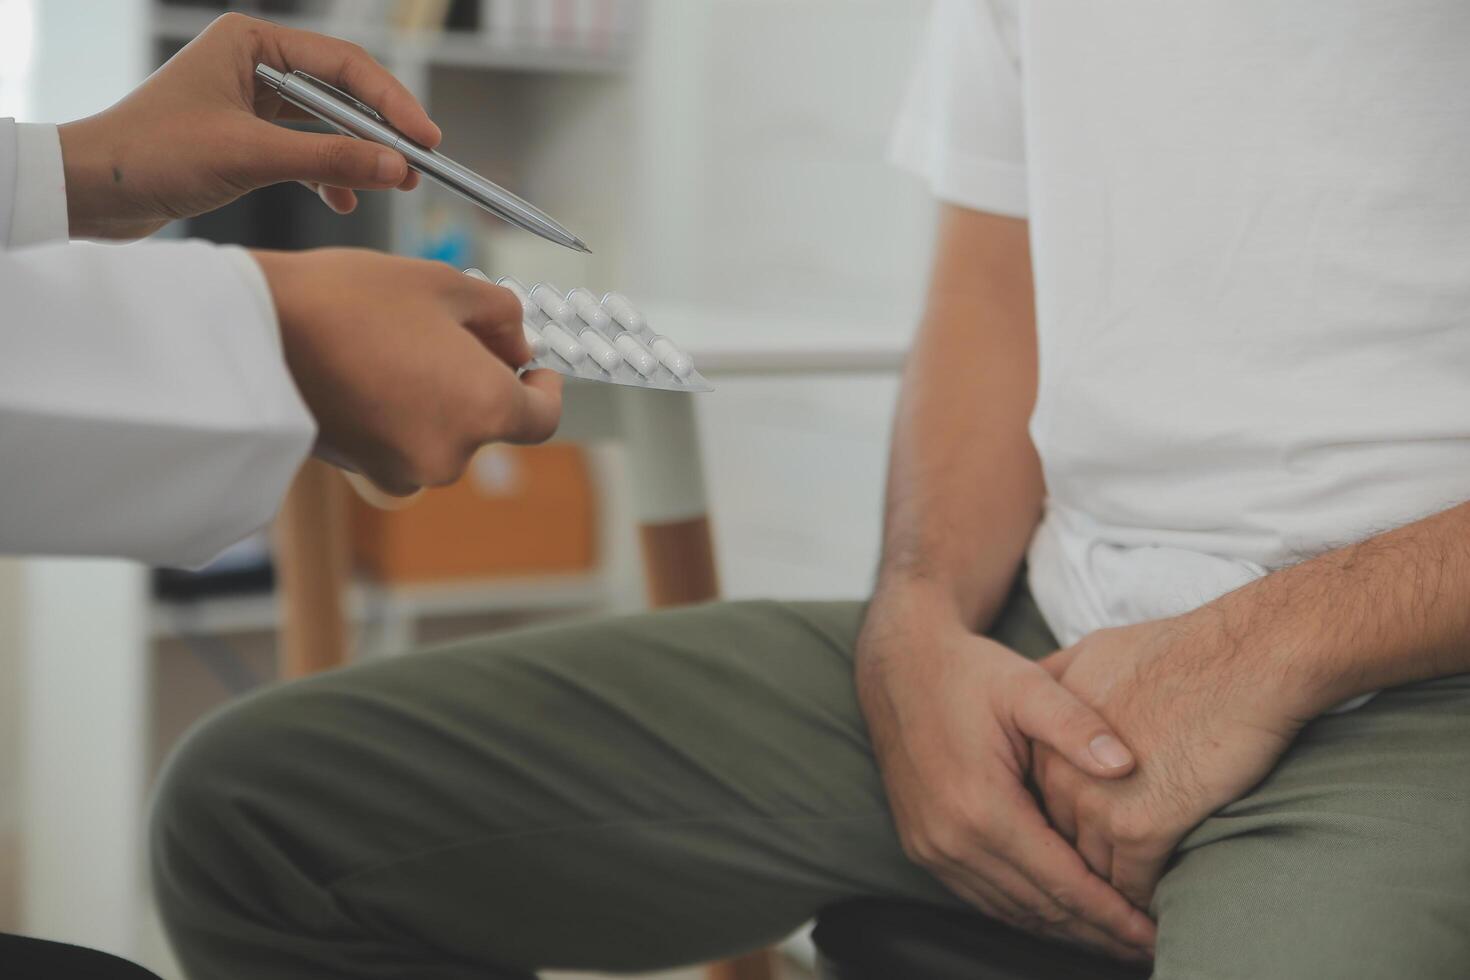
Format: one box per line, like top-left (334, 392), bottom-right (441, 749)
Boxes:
top-left (557, 302), bottom-right (909, 546)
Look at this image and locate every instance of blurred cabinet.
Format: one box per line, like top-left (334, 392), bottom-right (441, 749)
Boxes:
top-left (352, 445), bottom-right (598, 584)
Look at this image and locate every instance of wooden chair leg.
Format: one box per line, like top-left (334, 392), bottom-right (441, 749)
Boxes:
top-left (274, 459), bottom-right (352, 679)
top-left (705, 950), bottom-right (778, 980)
top-left (637, 515), bottom-right (719, 606)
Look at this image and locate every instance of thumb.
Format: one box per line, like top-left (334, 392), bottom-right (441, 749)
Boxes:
top-left (1010, 673), bottom-right (1136, 778)
top-left (253, 128), bottom-right (408, 190)
top-left (1038, 647), bottom-right (1077, 680)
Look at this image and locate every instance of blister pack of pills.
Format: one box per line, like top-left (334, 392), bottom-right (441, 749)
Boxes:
top-left (465, 269), bottom-right (712, 393)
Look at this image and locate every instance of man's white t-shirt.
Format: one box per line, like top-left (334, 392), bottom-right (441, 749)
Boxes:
top-left (893, 0), bottom-right (1470, 646)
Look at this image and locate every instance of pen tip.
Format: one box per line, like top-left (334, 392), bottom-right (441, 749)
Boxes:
top-left (572, 238), bottom-right (593, 254)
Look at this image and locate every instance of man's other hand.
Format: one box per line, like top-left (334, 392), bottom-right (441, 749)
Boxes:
top-left (1033, 614), bottom-right (1304, 912)
top-left (856, 582), bottom-right (1157, 962)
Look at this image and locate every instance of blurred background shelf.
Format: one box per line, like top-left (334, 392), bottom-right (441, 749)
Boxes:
top-left (150, 572), bottom-right (608, 641)
top-left (151, 7), bottom-right (635, 74)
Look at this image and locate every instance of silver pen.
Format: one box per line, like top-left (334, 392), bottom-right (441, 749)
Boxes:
top-left (254, 63), bottom-right (590, 253)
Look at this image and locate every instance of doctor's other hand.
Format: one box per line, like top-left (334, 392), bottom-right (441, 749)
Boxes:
top-left (58, 12), bottom-right (439, 240)
top-left (854, 581), bottom-right (1157, 963)
top-left (253, 249), bottom-right (562, 496)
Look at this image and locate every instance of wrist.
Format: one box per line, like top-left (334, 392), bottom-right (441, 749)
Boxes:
top-left (869, 569), bottom-right (969, 630)
top-left (859, 575), bottom-right (975, 685)
top-left (57, 117), bottom-right (121, 239)
top-left (249, 249), bottom-right (309, 357)
top-left (249, 248), bottom-right (309, 305)
top-left (1177, 599), bottom-right (1333, 725)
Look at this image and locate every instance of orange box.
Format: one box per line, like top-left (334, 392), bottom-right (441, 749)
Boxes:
top-left (350, 444), bottom-right (598, 584)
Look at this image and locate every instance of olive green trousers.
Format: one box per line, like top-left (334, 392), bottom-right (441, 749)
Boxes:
top-left (151, 587), bottom-right (1470, 979)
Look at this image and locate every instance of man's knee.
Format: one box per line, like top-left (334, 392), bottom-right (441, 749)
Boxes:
top-left (1152, 823), bottom-right (1470, 980)
top-left (149, 681), bottom-right (345, 932)
top-left (152, 689), bottom-right (276, 900)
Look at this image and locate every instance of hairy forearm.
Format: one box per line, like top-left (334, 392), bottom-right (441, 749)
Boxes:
top-left (1196, 500), bottom-right (1470, 718)
top-left (875, 207), bottom-right (1043, 631)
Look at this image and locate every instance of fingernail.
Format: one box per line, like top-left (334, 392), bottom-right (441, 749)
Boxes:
top-left (376, 152), bottom-right (402, 182)
top-left (1089, 734), bottom-right (1133, 769)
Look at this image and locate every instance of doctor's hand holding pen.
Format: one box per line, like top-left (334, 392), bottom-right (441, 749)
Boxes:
top-left (61, 11), bottom-right (434, 236)
top-left (58, 12), bottom-right (562, 495)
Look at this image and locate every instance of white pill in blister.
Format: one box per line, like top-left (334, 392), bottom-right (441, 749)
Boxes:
top-left (578, 329), bottom-right (621, 370)
top-left (650, 335), bottom-right (693, 378)
top-left (530, 282), bottom-right (577, 327)
top-left (539, 321), bottom-right (586, 363)
top-left (566, 287), bottom-right (613, 332)
top-left (465, 271), bottom-right (702, 387)
top-left (613, 333), bottom-right (658, 376)
top-left (495, 276), bottom-right (539, 321)
top-left (474, 272), bottom-right (549, 361)
top-left (601, 292), bottom-right (648, 334)
top-left (471, 269), bottom-right (536, 323)
top-left (523, 323), bottom-right (549, 359)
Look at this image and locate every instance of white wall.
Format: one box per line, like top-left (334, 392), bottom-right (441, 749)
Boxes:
top-left (631, 0), bottom-right (935, 324)
top-left (0, 0), bottom-right (37, 118)
top-left (632, 0), bottom-right (937, 599)
top-left (0, 560), bottom-right (23, 930)
top-left (28, 0), bottom-right (148, 121)
top-left (21, 561), bottom-right (150, 957)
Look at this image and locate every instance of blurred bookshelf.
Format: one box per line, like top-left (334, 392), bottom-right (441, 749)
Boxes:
top-left (151, 2), bottom-right (637, 74)
top-left (150, 574), bottom-right (607, 645)
top-left (147, 0), bottom-right (639, 256)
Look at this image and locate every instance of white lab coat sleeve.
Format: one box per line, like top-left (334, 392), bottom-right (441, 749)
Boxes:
top-left (0, 120), bottom-right (318, 567)
top-left (0, 241), bottom-right (318, 567)
top-left (7, 122), bottom-right (70, 247)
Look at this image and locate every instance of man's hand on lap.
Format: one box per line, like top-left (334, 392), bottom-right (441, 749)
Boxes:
top-left (1033, 613), bottom-right (1305, 911)
top-left (856, 581), bottom-right (1158, 962)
